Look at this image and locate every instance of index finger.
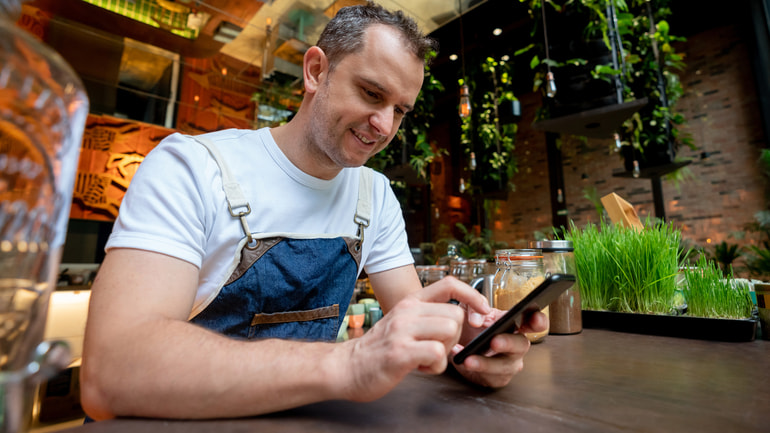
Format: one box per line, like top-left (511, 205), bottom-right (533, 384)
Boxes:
top-left (415, 276), bottom-right (492, 315)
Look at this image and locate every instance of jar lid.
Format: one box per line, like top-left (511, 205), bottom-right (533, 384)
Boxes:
top-left (509, 248), bottom-right (543, 260)
top-left (494, 248), bottom-right (517, 255)
top-left (529, 240), bottom-right (573, 252)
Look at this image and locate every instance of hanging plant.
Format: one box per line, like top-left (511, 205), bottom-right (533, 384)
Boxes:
top-left (250, 78), bottom-right (303, 128)
top-left (516, 0), bottom-right (695, 166)
top-left (617, 2), bottom-right (694, 156)
top-left (459, 56), bottom-right (519, 195)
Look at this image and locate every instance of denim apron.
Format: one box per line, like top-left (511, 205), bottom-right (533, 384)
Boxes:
top-left (188, 136), bottom-right (372, 342)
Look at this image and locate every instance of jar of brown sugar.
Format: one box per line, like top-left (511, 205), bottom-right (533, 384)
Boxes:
top-left (495, 249), bottom-right (549, 343)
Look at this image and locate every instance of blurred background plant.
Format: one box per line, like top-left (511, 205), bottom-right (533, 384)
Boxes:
top-left (741, 149), bottom-right (770, 280)
top-left (422, 223), bottom-right (508, 264)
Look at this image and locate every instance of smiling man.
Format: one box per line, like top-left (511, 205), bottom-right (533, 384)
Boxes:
top-left (80, 1), bottom-right (546, 421)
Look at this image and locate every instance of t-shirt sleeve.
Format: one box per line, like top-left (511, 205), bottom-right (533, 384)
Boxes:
top-left (362, 173), bottom-right (414, 274)
top-left (105, 133), bottom-right (213, 269)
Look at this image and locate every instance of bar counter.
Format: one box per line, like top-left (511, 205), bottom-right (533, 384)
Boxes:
top-left (62, 329), bottom-right (768, 433)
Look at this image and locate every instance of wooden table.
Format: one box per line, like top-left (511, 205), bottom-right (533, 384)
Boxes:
top-left (62, 329), bottom-right (768, 433)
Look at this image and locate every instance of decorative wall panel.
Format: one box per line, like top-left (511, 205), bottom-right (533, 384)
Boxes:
top-left (70, 114), bottom-right (176, 221)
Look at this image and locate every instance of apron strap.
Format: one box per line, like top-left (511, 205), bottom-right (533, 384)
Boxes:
top-left (191, 135), bottom-right (256, 247)
top-left (354, 167), bottom-right (373, 247)
top-left (191, 134), bottom-right (374, 249)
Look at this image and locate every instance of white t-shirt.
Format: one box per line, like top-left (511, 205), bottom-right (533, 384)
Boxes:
top-left (106, 128), bottom-right (414, 315)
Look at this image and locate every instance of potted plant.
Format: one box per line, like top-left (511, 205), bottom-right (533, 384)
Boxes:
top-left (566, 218), bottom-right (758, 341)
top-left (743, 149), bottom-right (770, 280)
top-left (517, 0), bottom-right (696, 175)
top-left (682, 256), bottom-right (755, 320)
top-left (566, 218), bottom-right (681, 313)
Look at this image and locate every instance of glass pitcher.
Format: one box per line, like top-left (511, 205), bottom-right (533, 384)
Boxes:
top-left (1, 1), bottom-right (88, 431)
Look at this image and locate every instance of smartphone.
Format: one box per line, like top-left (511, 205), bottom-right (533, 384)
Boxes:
top-left (452, 273), bottom-right (576, 365)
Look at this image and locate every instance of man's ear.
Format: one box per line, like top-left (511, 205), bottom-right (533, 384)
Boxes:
top-left (303, 46), bottom-right (328, 94)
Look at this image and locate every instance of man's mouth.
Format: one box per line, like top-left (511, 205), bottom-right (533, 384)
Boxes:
top-left (352, 130), bottom-right (375, 145)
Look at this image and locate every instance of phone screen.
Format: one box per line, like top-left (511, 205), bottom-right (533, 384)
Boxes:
top-left (452, 273), bottom-right (576, 365)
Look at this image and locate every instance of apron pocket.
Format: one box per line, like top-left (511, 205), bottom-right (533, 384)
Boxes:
top-left (248, 304), bottom-right (340, 341)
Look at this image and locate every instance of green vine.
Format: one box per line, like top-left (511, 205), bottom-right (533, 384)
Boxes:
top-left (517, 0), bottom-right (695, 161)
top-left (460, 56), bottom-right (518, 193)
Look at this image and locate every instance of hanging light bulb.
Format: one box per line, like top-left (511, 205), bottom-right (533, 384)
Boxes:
top-left (632, 160), bottom-right (641, 178)
top-left (469, 152), bottom-right (477, 170)
top-left (459, 178), bottom-right (466, 193)
top-left (458, 0), bottom-right (471, 119)
top-left (546, 71), bottom-right (557, 98)
top-left (557, 188), bottom-right (564, 203)
top-left (613, 133), bottom-right (623, 152)
top-left (542, 5), bottom-right (556, 99)
top-left (459, 84), bottom-right (471, 118)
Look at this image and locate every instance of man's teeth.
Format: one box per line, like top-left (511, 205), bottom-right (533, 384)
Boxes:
top-left (354, 131), bottom-right (374, 144)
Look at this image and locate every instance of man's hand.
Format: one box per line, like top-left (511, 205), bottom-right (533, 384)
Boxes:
top-left (341, 276), bottom-right (492, 402)
top-left (450, 307), bottom-right (548, 388)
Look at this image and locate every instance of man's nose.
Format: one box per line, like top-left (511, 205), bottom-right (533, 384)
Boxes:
top-left (370, 107), bottom-right (395, 138)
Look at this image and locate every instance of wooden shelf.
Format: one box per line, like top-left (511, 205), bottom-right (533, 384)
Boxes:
top-left (532, 98), bottom-right (648, 139)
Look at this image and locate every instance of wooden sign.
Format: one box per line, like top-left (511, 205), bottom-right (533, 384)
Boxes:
top-left (600, 192), bottom-right (643, 231)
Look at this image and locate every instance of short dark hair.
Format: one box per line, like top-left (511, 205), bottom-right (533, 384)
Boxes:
top-left (316, 1), bottom-right (438, 70)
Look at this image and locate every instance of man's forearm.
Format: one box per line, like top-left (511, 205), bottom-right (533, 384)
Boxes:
top-left (80, 317), bottom-right (349, 420)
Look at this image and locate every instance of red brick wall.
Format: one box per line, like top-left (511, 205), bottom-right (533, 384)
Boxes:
top-left (484, 24), bottom-right (768, 272)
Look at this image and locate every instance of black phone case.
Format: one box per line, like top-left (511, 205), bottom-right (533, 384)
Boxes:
top-left (453, 273), bottom-right (576, 364)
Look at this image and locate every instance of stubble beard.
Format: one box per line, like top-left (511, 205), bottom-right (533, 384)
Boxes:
top-left (307, 82), bottom-right (358, 170)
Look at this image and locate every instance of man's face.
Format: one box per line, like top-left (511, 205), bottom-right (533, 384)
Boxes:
top-left (308, 24), bottom-right (425, 171)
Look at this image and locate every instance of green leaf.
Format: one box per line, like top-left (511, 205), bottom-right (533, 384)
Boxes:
top-left (514, 43), bottom-right (536, 56)
top-left (530, 55), bottom-right (540, 69)
top-left (542, 58), bottom-right (560, 68)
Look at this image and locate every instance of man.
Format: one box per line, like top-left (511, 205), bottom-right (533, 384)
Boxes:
top-left (80, 2), bottom-right (546, 420)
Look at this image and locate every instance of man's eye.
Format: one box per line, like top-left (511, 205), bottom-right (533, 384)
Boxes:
top-left (364, 89), bottom-right (379, 100)
top-left (395, 107), bottom-right (405, 116)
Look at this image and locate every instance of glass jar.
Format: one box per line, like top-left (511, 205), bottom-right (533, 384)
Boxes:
top-left (492, 249), bottom-right (511, 295)
top-left (416, 265), bottom-right (448, 287)
top-left (1, 2), bottom-right (89, 431)
top-left (450, 258), bottom-right (471, 283)
top-left (468, 258), bottom-right (489, 280)
top-left (495, 249), bottom-right (549, 343)
top-left (530, 240), bottom-right (582, 335)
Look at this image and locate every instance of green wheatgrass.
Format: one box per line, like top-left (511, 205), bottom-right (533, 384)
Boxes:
top-left (568, 221), bottom-right (614, 310)
top-left (567, 219), bottom-right (680, 314)
top-left (683, 256), bottom-right (754, 319)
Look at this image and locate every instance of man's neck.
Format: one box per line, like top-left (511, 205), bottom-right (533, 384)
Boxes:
top-left (269, 122), bottom-right (342, 181)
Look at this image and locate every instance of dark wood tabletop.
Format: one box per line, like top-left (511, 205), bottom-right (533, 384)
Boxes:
top-left (62, 329), bottom-right (768, 433)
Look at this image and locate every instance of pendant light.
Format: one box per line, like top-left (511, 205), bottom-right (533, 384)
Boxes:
top-left (542, 3), bottom-right (557, 98)
top-left (613, 133), bottom-right (623, 152)
top-left (458, 0), bottom-right (471, 118)
top-left (459, 84), bottom-right (471, 118)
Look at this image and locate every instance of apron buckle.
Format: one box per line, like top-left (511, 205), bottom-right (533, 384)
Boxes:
top-left (230, 204), bottom-right (256, 249)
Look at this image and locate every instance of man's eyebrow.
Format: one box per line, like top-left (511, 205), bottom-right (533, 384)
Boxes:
top-left (361, 77), bottom-right (414, 112)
